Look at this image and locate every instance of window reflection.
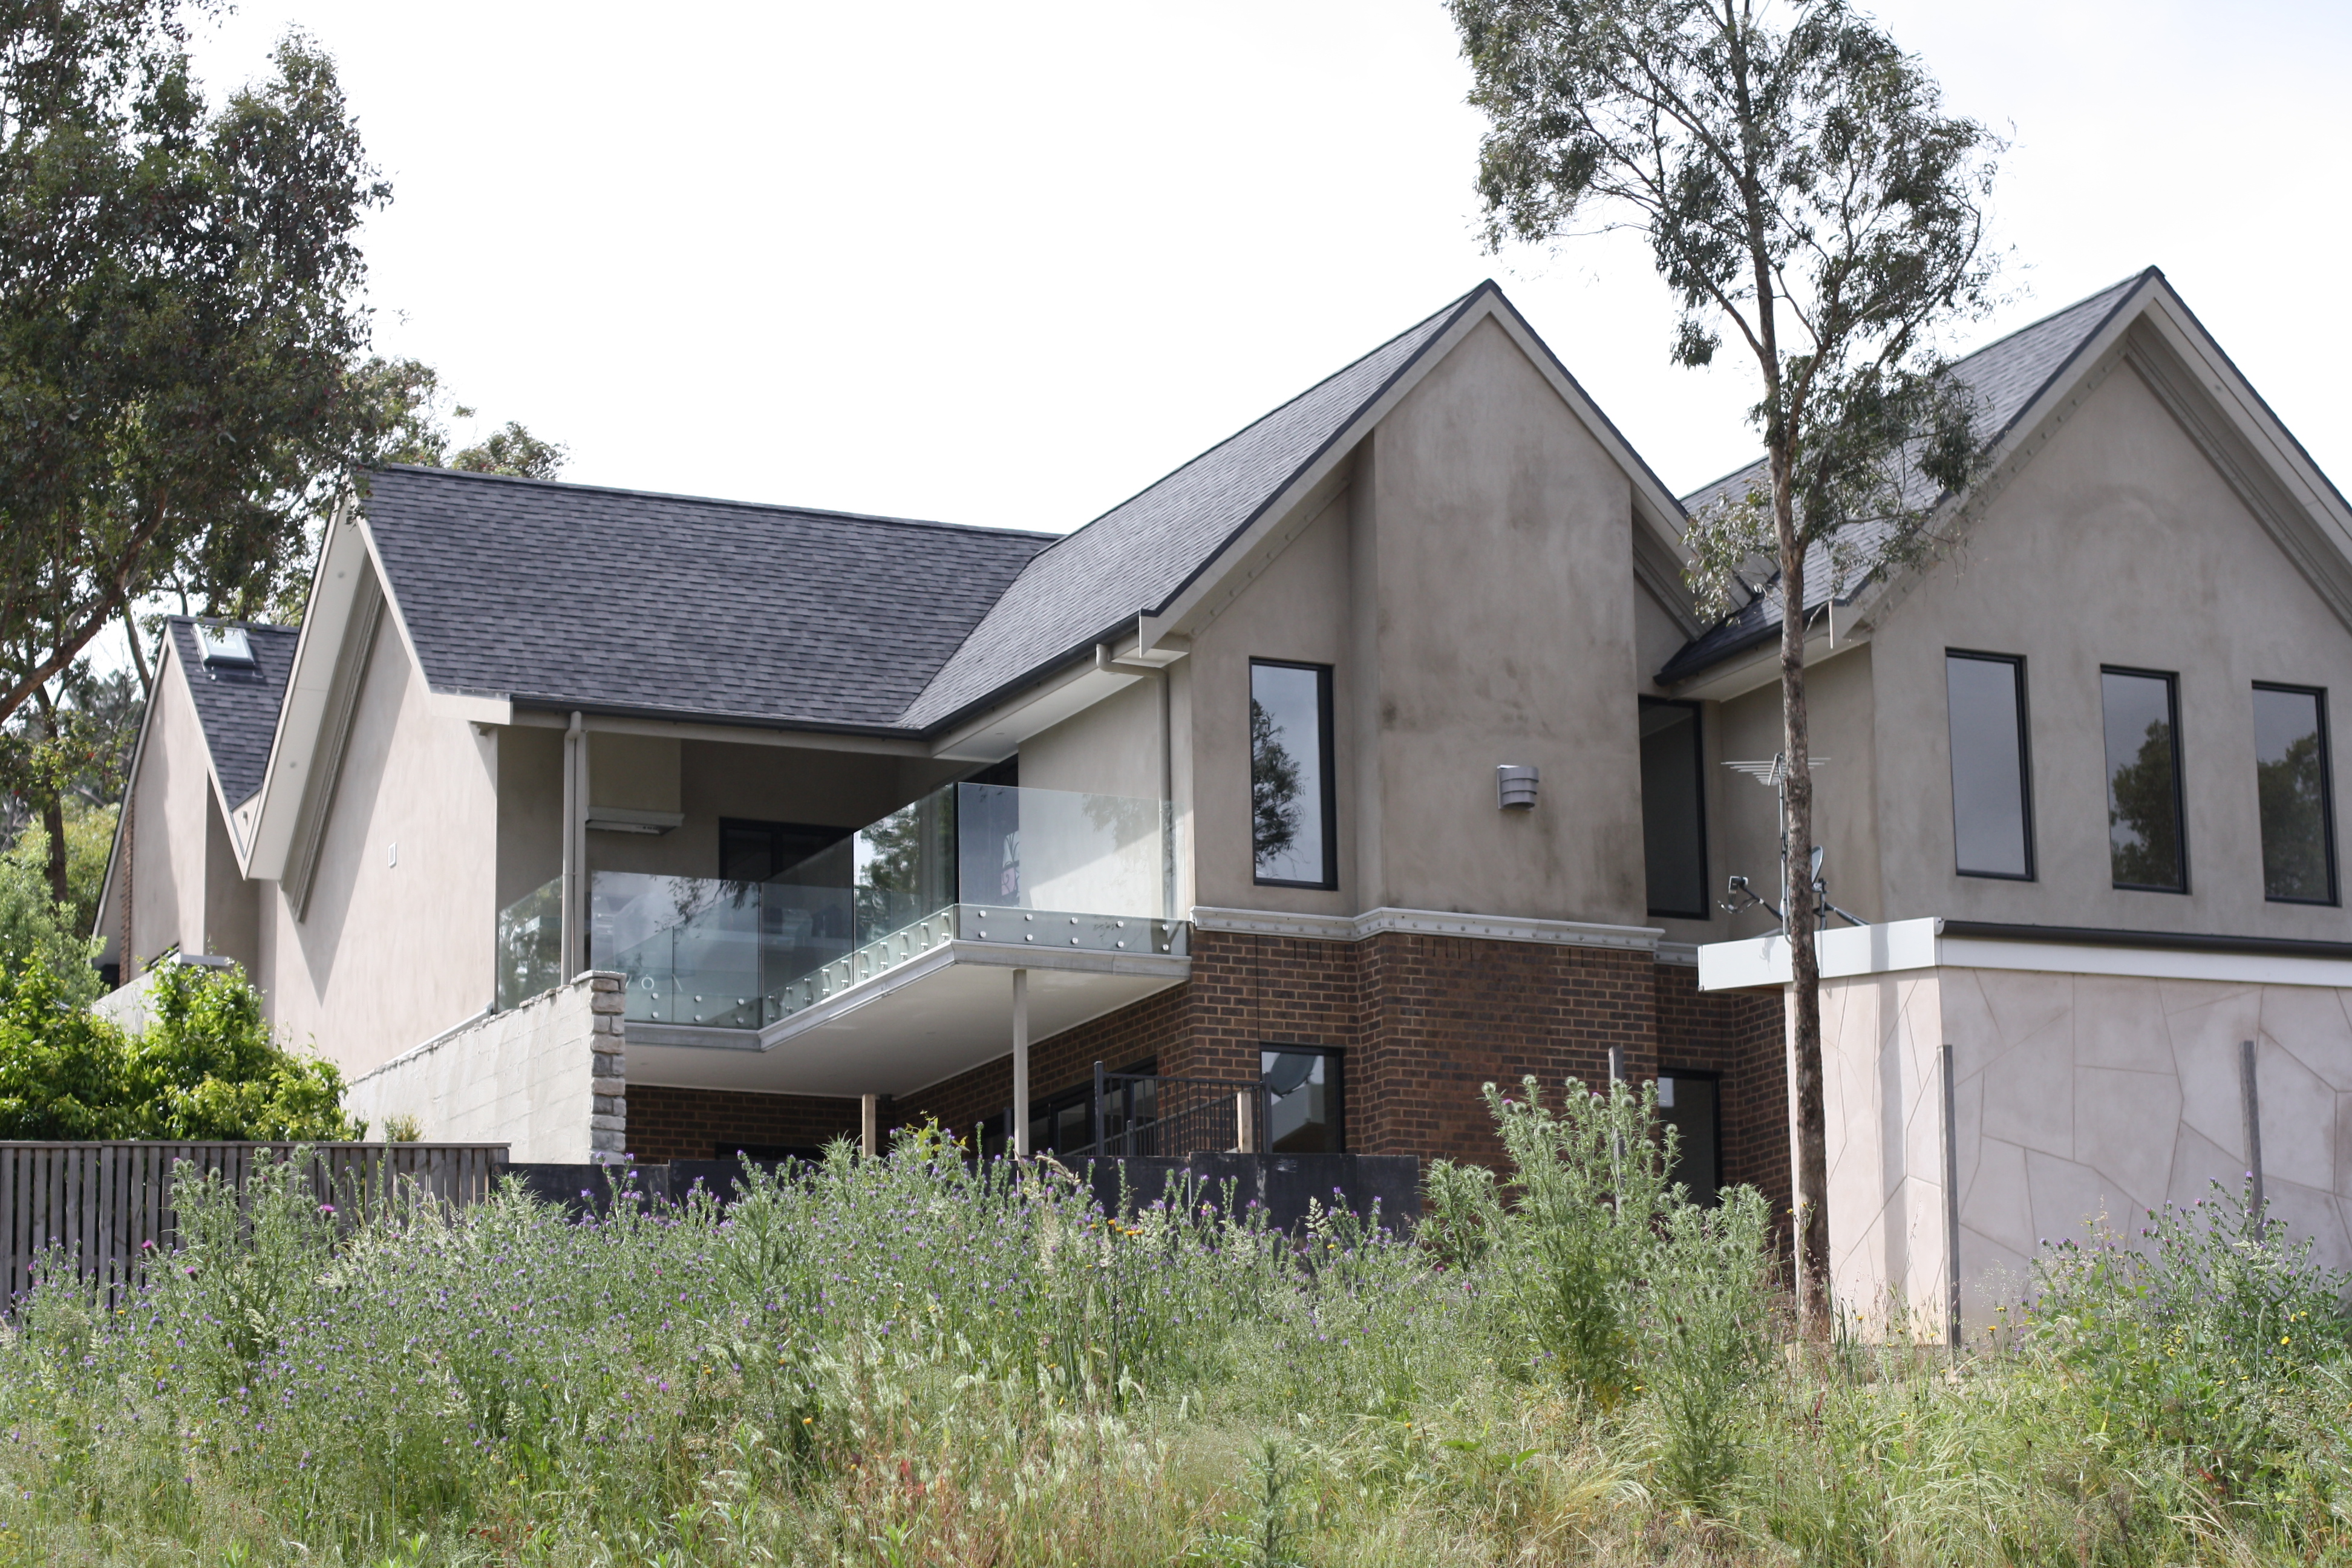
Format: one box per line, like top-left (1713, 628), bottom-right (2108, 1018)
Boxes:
top-left (1945, 653), bottom-right (2033, 878)
top-left (1250, 661), bottom-right (1333, 886)
top-left (1262, 1048), bottom-right (1341, 1153)
top-left (2253, 684), bottom-right (2336, 904)
top-left (2102, 669), bottom-right (2186, 892)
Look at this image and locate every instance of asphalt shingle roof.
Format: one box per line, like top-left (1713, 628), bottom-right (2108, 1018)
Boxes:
top-left (359, 468), bottom-right (1056, 730)
top-left (166, 618), bottom-right (300, 805)
top-left (1659, 272), bottom-right (2149, 682)
top-left (898, 284), bottom-right (1491, 727)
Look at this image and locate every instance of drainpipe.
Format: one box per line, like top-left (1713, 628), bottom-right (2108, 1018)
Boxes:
top-left (1158, 665), bottom-right (1175, 921)
top-left (561, 712), bottom-right (584, 979)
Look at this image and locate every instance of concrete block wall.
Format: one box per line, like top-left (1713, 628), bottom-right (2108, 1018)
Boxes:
top-left (345, 971), bottom-right (626, 1163)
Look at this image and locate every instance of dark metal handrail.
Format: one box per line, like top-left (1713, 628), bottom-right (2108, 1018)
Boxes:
top-left (1073, 1063), bottom-right (1267, 1158)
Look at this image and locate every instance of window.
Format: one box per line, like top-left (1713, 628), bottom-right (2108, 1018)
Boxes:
top-left (1945, 652), bottom-right (2035, 878)
top-left (2252, 684), bottom-right (2336, 904)
top-left (718, 819), bottom-right (848, 883)
top-left (1262, 1048), bottom-right (1342, 1152)
top-left (1639, 699), bottom-right (1709, 916)
top-left (1655, 1071), bottom-right (1720, 1207)
top-left (1250, 660), bottom-right (1336, 887)
top-left (2102, 668), bottom-right (2186, 892)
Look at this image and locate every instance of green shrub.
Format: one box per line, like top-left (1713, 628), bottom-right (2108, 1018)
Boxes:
top-left (0, 959), bottom-right (129, 1136)
top-left (1635, 1186), bottom-right (1776, 1507)
top-left (0, 829), bottom-right (103, 1008)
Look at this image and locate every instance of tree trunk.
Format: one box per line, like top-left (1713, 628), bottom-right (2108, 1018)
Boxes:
top-left (32, 688), bottom-right (70, 910)
top-left (1771, 451), bottom-right (1832, 1344)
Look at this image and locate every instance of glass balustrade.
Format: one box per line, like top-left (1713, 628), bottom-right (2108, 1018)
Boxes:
top-left (576, 782), bottom-right (1183, 1030)
top-left (494, 875), bottom-right (564, 1011)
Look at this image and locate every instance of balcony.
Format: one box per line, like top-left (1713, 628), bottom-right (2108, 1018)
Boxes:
top-left (495, 782), bottom-right (1190, 1096)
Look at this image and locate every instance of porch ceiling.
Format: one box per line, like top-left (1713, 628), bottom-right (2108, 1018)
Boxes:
top-left (623, 941), bottom-right (1189, 1099)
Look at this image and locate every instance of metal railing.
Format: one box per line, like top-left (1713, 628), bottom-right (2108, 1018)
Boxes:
top-left (1075, 1065), bottom-right (1267, 1158)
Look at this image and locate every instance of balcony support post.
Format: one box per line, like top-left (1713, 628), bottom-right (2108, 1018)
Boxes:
top-left (1012, 969), bottom-right (1031, 1159)
top-left (860, 1094), bottom-right (880, 1160)
top-left (560, 711), bottom-right (585, 979)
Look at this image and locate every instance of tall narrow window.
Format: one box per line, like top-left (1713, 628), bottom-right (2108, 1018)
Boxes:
top-left (1944, 652), bottom-right (2034, 878)
top-left (1639, 699), bottom-right (1708, 916)
top-left (1250, 660), bottom-right (1335, 887)
top-left (2102, 668), bottom-right (2186, 892)
top-left (2252, 684), bottom-right (2336, 904)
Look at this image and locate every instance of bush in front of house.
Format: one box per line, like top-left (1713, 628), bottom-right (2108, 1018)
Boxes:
top-left (0, 959), bottom-right (357, 1142)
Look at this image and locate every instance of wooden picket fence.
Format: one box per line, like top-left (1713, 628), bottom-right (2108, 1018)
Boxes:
top-left (0, 1141), bottom-right (508, 1308)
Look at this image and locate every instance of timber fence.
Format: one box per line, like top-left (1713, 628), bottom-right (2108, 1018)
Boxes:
top-left (0, 1141), bottom-right (507, 1310)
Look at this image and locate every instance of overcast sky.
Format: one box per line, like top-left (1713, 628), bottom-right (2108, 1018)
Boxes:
top-left (183, 0), bottom-right (2352, 537)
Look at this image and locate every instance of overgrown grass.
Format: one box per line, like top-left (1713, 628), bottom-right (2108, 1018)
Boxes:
top-left (1, 1086), bottom-right (2348, 1566)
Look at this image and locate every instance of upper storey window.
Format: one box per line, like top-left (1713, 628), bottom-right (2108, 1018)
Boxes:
top-left (1250, 659), bottom-right (1335, 888)
top-left (2252, 684), bottom-right (2336, 905)
top-left (2102, 668), bottom-right (2187, 893)
top-left (1944, 652), bottom-right (2035, 879)
top-left (1639, 699), bottom-right (1709, 916)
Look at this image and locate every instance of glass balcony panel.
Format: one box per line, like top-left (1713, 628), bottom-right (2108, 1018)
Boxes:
top-left (956, 782), bottom-right (1166, 920)
top-left (494, 875), bottom-right (563, 1012)
top-left (591, 872), bottom-right (763, 1027)
top-left (852, 786), bottom-right (957, 947)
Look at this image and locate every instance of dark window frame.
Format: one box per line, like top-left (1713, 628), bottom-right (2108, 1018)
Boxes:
top-left (1944, 649), bottom-right (2038, 882)
top-left (1655, 1065), bottom-right (1724, 1207)
top-left (1249, 658), bottom-right (1339, 890)
top-left (1639, 696), bottom-right (1711, 918)
top-left (2100, 665), bottom-right (2190, 895)
top-left (2252, 681), bottom-right (2339, 907)
top-left (1261, 1043), bottom-right (1345, 1154)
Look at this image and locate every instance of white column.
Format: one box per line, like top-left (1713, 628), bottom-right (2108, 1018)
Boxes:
top-left (1011, 969), bottom-right (1031, 1159)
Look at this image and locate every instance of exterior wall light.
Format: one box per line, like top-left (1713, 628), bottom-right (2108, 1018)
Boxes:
top-left (1496, 765), bottom-right (1539, 810)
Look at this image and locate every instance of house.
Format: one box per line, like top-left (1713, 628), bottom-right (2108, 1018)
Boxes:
top-left (93, 272), bottom-right (2352, 1325)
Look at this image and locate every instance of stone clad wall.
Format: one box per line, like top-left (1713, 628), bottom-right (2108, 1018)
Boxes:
top-left (1819, 964), bottom-right (2352, 1336)
top-left (344, 971), bottom-right (625, 1163)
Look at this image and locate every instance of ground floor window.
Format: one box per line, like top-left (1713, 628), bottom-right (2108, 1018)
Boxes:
top-left (1656, 1070), bottom-right (1720, 1207)
top-left (1261, 1047), bottom-right (1342, 1152)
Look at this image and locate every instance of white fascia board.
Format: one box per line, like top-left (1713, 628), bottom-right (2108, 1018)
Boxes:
top-left (930, 658), bottom-right (1143, 762)
top-left (1697, 916), bottom-right (2352, 991)
top-left (1141, 292), bottom-right (1689, 651)
top-left (242, 507), bottom-right (379, 880)
top-left (430, 691), bottom-right (514, 726)
top-left (1666, 617), bottom-right (1855, 704)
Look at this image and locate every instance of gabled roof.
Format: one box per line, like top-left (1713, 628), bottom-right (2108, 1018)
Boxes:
top-left (900, 286), bottom-right (1493, 727)
top-left (163, 617), bottom-right (301, 806)
top-left (1658, 272), bottom-right (2150, 682)
top-left (358, 467), bottom-right (1054, 730)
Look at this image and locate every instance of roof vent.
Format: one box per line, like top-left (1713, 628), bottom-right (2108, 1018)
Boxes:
top-left (196, 624), bottom-right (256, 668)
top-left (1496, 764), bottom-right (1539, 811)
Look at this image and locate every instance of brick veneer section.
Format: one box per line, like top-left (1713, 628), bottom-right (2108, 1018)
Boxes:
top-left (883, 930), bottom-right (1782, 1180)
top-left (625, 1084), bottom-right (861, 1162)
top-left (1654, 961), bottom-right (1791, 1234)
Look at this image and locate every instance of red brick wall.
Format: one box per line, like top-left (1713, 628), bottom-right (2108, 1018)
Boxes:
top-left (624, 1085), bottom-right (862, 1162)
top-left (1653, 962), bottom-right (1789, 1233)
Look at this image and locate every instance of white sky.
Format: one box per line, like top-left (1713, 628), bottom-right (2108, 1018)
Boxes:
top-left (180, 0), bottom-right (2352, 537)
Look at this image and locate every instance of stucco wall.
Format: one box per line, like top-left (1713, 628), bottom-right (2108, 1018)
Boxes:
top-left (342, 969), bottom-right (624, 1162)
top-left (259, 617), bottom-right (500, 1073)
top-left (1820, 961), bottom-right (2352, 1335)
top-left (1865, 359), bottom-right (2352, 936)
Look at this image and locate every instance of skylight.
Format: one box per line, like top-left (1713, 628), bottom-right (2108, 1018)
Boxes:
top-left (196, 624), bottom-right (256, 668)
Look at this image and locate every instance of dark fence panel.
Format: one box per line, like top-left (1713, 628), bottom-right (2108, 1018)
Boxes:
top-left (1, 1142), bottom-right (506, 1307)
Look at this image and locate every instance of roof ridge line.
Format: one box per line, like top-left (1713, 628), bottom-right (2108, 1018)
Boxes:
top-left (1018, 281), bottom-right (1499, 569)
top-left (366, 465), bottom-right (1061, 543)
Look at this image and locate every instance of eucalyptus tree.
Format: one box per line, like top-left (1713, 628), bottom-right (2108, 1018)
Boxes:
top-left (1448, 0), bottom-right (1999, 1336)
top-left (0, 1), bottom-right (389, 734)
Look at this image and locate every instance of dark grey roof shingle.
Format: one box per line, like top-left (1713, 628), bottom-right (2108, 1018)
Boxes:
top-left (359, 468), bottom-right (1055, 730)
top-left (898, 284), bottom-right (1492, 728)
top-left (1659, 272), bottom-right (2149, 682)
top-left (166, 618), bottom-right (300, 805)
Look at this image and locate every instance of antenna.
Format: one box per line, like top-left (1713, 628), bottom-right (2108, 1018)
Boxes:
top-left (1717, 754), bottom-right (1861, 931)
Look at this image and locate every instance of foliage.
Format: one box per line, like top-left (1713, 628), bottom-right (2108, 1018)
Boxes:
top-left (2028, 1181), bottom-right (2352, 1491)
top-left (0, 5), bottom-right (390, 727)
top-left (449, 419), bottom-right (567, 479)
top-left (0, 958), bottom-right (354, 1139)
top-left (0, 830), bottom-right (105, 1007)
top-left (2258, 730), bottom-right (2331, 900)
top-left (2108, 719), bottom-right (2184, 889)
top-left (0, 1090), bottom-right (2348, 1565)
